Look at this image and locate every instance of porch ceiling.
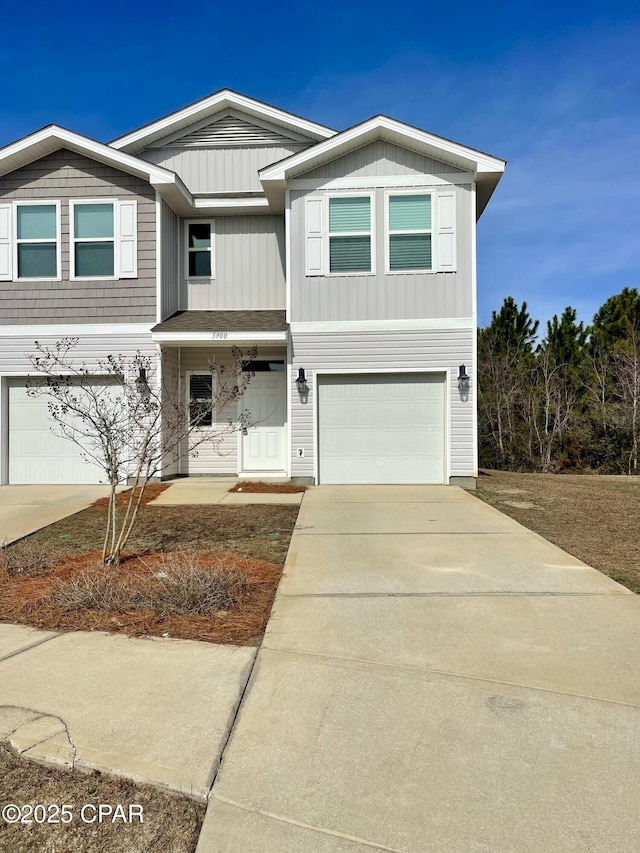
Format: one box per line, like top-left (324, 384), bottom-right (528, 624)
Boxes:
top-left (151, 310), bottom-right (288, 345)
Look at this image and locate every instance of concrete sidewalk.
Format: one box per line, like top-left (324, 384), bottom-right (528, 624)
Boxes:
top-left (0, 485), bottom-right (117, 544)
top-left (198, 485), bottom-right (640, 852)
top-left (0, 626), bottom-right (255, 801)
top-left (149, 478), bottom-right (303, 506)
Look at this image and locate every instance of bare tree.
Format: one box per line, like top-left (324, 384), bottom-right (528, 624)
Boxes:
top-left (610, 327), bottom-right (640, 474)
top-left (27, 338), bottom-right (257, 565)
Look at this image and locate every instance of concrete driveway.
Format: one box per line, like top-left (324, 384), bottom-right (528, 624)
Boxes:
top-left (198, 485), bottom-right (640, 852)
top-left (0, 484), bottom-right (115, 544)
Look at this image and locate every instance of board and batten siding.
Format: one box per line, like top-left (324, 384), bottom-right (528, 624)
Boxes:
top-left (160, 199), bottom-right (180, 321)
top-left (140, 145), bottom-right (308, 194)
top-left (290, 183), bottom-right (473, 322)
top-left (183, 215), bottom-right (285, 311)
top-left (0, 150), bottom-right (156, 324)
top-left (296, 140), bottom-right (466, 180)
top-left (290, 327), bottom-right (475, 480)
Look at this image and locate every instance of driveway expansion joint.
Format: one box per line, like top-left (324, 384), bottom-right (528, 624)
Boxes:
top-left (210, 794), bottom-right (411, 852)
top-left (279, 591), bottom-right (627, 598)
top-left (259, 648), bottom-right (640, 710)
top-left (0, 631), bottom-right (61, 663)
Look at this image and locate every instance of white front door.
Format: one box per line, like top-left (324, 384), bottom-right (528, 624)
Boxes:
top-left (241, 365), bottom-right (287, 473)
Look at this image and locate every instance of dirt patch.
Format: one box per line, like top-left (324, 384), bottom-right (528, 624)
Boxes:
top-left (0, 742), bottom-right (203, 853)
top-left (229, 481), bottom-right (307, 493)
top-left (475, 470), bottom-right (640, 593)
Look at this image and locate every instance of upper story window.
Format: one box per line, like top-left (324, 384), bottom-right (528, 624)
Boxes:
top-left (387, 194), bottom-right (432, 271)
top-left (305, 189), bottom-right (457, 277)
top-left (328, 196), bottom-right (372, 274)
top-left (71, 201), bottom-right (115, 278)
top-left (0, 198), bottom-right (137, 283)
top-left (186, 221), bottom-right (214, 278)
top-left (15, 201), bottom-right (61, 280)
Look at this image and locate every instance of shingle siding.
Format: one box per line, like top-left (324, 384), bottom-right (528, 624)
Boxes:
top-left (0, 149), bottom-right (156, 324)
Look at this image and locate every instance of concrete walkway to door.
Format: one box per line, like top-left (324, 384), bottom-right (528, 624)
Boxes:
top-left (197, 485), bottom-right (640, 852)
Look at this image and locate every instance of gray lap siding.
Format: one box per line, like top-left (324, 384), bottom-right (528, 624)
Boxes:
top-left (0, 149), bottom-right (156, 324)
top-left (290, 327), bottom-right (475, 482)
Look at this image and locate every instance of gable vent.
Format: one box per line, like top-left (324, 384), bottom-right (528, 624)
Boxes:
top-left (171, 116), bottom-right (299, 147)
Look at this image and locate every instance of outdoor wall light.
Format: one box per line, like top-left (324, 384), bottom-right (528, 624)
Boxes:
top-left (458, 364), bottom-right (470, 401)
top-left (135, 367), bottom-right (149, 395)
top-left (295, 367), bottom-right (309, 403)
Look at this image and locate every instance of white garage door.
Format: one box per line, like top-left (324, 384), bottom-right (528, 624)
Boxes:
top-left (9, 378), bottom-right (121, 484)
top-left (318, 373), bottom-right (445, 484)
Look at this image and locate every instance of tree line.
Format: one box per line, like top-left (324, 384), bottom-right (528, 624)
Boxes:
top-left (478, 287), bottom-right (640, 474)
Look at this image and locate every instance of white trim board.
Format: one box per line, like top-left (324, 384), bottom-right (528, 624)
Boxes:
top-left (153, 331), bottom-right (288, 344)
top-left (289, 318), bottom-right (474, 333)
top-left (289, 174), bottom-right (473, 190)
top-left (0, 323), bottom-right (154, 337)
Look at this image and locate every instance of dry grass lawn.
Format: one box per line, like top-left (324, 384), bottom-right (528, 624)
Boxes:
top-left (0, 743), bottom-right (204, 853)
top-left (475, 470), bottom-right (640, 593)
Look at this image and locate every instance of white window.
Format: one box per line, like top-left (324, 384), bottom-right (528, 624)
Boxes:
top-left (185, 221), bottom-right (214, 278)
top-left (71, 201), bottom-right (115, 278)
top-left (304, 194), bottom-right (374, 276)
top-left (387, 194), bottom-right (432, 271)
top-left (384, 190), bottom-right (457, 274)
top-left (70, 199), bottom-right (137, 280)
top-left (13, 201), bottom-right (61, 280)
top-left (328, 195), bottom-right (373, 274)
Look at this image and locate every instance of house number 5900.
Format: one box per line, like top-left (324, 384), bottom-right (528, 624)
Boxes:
top-left (212, 332), bottom-right (228, 339)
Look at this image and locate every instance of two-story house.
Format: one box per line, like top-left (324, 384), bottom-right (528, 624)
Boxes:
top-left (0, 90), bottom-right (505, 486)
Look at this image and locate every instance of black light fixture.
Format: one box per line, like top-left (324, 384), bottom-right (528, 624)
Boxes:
top-left (295, 367), bottom-right (309, 403)
top-left (458, 364), bottom-right (470, 400)
top-left (135, 367), bottom-right (149, 394)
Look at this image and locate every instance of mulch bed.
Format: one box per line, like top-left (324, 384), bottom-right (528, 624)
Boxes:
top-left (229, 481), bottom-right (307, 493)
top-left (0, 550), bottom-right (281, 645)
top-left (92, 482), bottom-right (170, 509)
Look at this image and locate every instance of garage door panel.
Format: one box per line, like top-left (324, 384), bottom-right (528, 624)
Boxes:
top-left (9, 379), bottom-right (122, 485)
top-left (318, 374), bottom-right (445, 485)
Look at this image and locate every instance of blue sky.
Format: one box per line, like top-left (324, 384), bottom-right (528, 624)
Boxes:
top-left (1, 0), bottom-right (638, 337)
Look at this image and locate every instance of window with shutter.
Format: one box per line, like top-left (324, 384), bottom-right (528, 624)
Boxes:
top-left (71, 201), bottom-right (115, 278)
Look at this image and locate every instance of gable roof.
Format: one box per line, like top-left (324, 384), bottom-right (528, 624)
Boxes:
top-left (0, 125), bottom-right (194, 214)
top-left (259, 115), bottom-right (506, 218)
top-left (110, 89), bottom-right (336, 155)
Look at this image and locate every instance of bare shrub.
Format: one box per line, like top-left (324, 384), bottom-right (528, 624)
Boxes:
top-left (144, 553), bottom-right (248, 616)
top-left (0, 539), bottom-right (59, 577)
top-left (52, 553), bottom-right (248, 617)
